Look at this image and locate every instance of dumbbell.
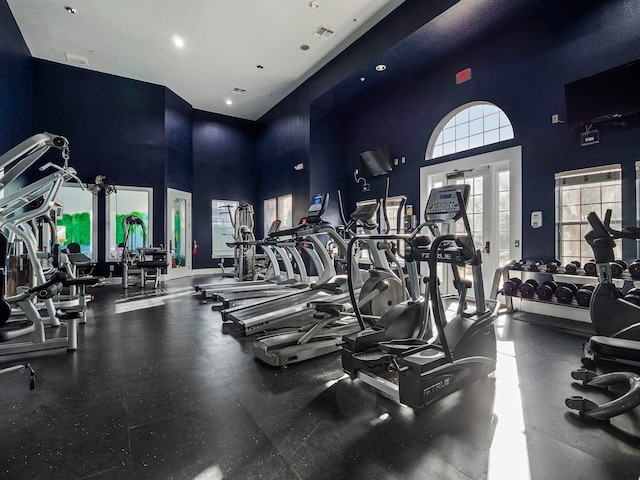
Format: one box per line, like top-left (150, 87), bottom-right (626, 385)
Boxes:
top-left (564, 261), bottom-right (581, 275)
top-left (535, 280), bottom-right (558, 301)
top-left (583, 260), bottom-right (597, 276)
top-left (502, 278), bottom-right (522, 296)
top-left (574, 284), bottom-right (596, 307)
top-left (545, 260), bottom-right (562, 273)
top-left (511, 260), bottom-right (526, 271)
top-left (628, 259), bottom-right (640, 279)
top-left (518, 279), bottom-right (540, 298)
top-left (527, 260), bottom-right (545, 272)
top-left (555, 283), bottom-right (579, 304)
top-left (609, 260), bottom-right (627, 278)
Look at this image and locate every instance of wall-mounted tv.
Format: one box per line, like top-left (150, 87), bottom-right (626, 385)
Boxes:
top-left (564, 59), bottom-right (640, 126)
top-left (358, 146), bottom-right (392, 177)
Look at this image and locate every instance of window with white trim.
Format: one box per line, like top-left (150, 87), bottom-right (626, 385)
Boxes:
top-left (555, 165), bottom-right (622, 265)
top-left (263, 194), bottom-right (293, 236)
top-left (55, 184), bottom-right (98, 260)
top-left (427, 102), bottom-right (514, 160)
top-left (105, 187), bottom-right (152, 262)
top-left (212, 200), bottom-right (238, 258)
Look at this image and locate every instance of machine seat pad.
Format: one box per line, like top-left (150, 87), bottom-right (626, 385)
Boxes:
top-left (56, 306), bottom-right (86, 320)
top-left (137, 261), bottom-right (168, 269)
top-left (589, 335), bottom-right (640, 362)
top-left (63, 276), bottom-right (103, 287)
top-left (67, 253), bottom-right (93, 267)
top-left (0, 320), bottom-right (36, 342)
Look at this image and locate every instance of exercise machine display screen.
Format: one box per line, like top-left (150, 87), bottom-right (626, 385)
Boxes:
top-left (425, 185), bottom-right (470, 222)
top-left (308, 193), bottom-right (328, 217)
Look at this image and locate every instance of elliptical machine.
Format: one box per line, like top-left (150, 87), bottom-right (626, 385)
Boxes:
top-left (341, 184), bottom-right (499, 409)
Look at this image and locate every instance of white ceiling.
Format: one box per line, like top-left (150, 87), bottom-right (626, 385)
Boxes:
top-left (7, 0), bottom-right (405, 120)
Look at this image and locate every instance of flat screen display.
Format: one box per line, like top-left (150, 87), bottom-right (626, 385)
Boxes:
top-left (358, 146), bottom-right (392, 177)
top-left (565, 59), bottom-right (640, 126)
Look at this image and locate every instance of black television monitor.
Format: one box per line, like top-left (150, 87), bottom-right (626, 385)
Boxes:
top-left (564, 59), bottom-right (640, 126)
top-left (358, 146), bottom-right (392, 177)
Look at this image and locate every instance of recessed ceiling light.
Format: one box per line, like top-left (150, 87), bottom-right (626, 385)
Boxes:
top-left (172, 35), bottom-right (185, 48)
top-left (375, 64), bottom-right (386, 72)
top-left (300, 44), bottom-right (310, 51)
top-left (309, 2), bottom-right (319, 8)
top-left (64, 6), bottom-right (77, 14)
top-left (225, 99), bottom-right (233, 106)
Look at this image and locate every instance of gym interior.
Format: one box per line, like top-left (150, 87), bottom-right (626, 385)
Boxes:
top-left (2, 1), bottom-right (640, 479)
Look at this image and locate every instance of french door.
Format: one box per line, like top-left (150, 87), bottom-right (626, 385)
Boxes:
top-left (420, 146), bottom-right (522, 296)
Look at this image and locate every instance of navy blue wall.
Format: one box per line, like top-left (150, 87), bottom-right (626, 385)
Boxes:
top-left (32, 60), bottom-right (167, 268)
top-left (192, 109), bottom-right (257, 268)
top-left (0, 0), bottom-right (31, 159)
top-left (256, 112), bottom-right (310, 236)
top-left (338, 0), bottom-right (640, 262)
top-left (164, 89), bottom-right (193, 252)
top-left (309, 105), bottom-right (348, 227)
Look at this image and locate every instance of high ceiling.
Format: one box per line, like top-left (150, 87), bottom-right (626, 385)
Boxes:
top-left (7, 0), bottom-right (405, 121)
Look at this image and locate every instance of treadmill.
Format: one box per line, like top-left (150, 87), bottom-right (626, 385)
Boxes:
top-left (212, 239), bottom-right (324, 309)
top-left (221, 193), bottom-right (364, 336)
top-left (196, 220), bottom-right (307, 299)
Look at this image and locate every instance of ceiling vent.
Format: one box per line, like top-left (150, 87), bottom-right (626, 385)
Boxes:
top-left (65, 53), bottom-right (89, 66)
top-left (312, 26), bottom-right (334, 39)
top-left (232, 88), bottom-right (246, 95)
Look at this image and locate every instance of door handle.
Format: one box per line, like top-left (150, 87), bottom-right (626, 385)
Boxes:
top-left (483, 241), bottom-right (490, 253)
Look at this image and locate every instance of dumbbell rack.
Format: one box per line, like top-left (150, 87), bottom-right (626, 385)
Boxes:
top-left (490, 263), bottom-right (639, 335)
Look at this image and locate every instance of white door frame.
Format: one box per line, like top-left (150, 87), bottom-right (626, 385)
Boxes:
top-left (420, 145), bottom-right (522, 294)
top-left (166, 188), bottom-right (192, 280)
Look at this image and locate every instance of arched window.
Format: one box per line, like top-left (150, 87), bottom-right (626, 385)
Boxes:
top-left (426, 102), bottom-right (514, 160)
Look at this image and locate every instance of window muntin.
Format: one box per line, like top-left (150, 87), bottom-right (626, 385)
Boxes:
top-left (105, 187), bottom-right (152, 262)
top-left (428, 102), bottom-right (514, 160)
top-left (55, 184), bottom-right (97, 259)
top-left (555, 165), bottom-right (622, 265)
top-left (212, 200), bottom-right (238, 258)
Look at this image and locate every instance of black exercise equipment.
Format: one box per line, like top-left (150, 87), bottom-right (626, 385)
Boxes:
top-left (628, 259), bottom-right (640, 279)
top-left (502, 277), bottom-right (522, 296)
top-left (545, 259), bottom-right (561, 273)
top-left (535, 280), bottom-right (558, 301)
top-left (341, 184), bottom-right (498, 410)
top-left (555, 283), bottom-right (578, 304)
top-left (527, 260), bottom-right (544, 272)
top-left (609, 260), bottom-right (627, 279)
top-left (583, 260), bottom-right (597, 276)
top-left (574, 284), bottom-right (596, 307)
top-left (511, 259), bottom-right (525, 270)
top-left (581, 209), bottom-right (640, 363)
top-left (566, 369), bottom-right (640, 422)
top-left (518, 279), bottom-right (539, 298)
top-left (623, 288), bottom-right (640, 307)
top-left (564, 260), bottom-right (581, 275)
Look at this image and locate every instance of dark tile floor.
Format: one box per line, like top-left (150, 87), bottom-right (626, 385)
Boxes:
top-left (1, 275), bottom-right (639, 479)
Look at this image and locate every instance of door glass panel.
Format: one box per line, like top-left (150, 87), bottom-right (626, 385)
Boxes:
top-left (171, 197), bottom-right (187, 269)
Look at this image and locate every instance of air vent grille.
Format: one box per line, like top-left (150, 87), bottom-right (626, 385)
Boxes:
top-left (232, 88), bottom-right (246, 95)
top-left (65, 53), bottom-right (89, 66)
top-left (312, 26), bottom-right (334, 39)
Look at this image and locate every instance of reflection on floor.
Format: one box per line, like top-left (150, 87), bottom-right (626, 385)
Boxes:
top-left (0, 275), bottom-right (639, 480)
